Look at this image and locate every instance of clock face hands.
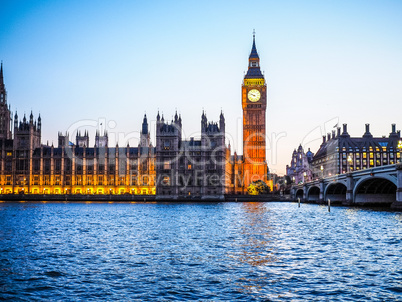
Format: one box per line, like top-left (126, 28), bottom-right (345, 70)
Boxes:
top-left (247, 89), bottom-right (261, 102)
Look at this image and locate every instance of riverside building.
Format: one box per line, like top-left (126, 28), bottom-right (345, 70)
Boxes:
top-left (311, 124), bottom-right (402, 179)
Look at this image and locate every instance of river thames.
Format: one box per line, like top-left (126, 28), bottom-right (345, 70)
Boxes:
top-left (0, 201), bottom-right (401, 301)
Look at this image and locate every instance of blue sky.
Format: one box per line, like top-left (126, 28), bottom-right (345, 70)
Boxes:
top-left (1, 0), bottom-right (401, 175)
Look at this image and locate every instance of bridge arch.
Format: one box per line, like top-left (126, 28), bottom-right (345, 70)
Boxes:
top-left (354, 176), bottom-right (397, 205)
top-left (324, 182), bottom-right (347, 203)
top-left (295, 189), bottom-right (304, 200)
top-left (307, 186), bottom-right (320, 202)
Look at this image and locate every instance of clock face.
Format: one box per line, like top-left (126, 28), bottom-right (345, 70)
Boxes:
top-left (248, 89), bottom-right (261, 102)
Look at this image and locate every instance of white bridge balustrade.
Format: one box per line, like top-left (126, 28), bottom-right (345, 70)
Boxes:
top-left (291, 163), bottom-right (402, 209)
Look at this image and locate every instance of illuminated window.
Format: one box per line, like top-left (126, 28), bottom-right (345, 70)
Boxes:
top-left (163, 176), bottom-right (170, 185)
top-left (164, 161), bottom-right (170, 170)
top-left (369, 160), bottom-right (374, 166)
top-left (363, 153), bottom-right (367, 159)
top-left (98, 176), bottom-right (103, 185)
top-left (187, 164), bottom-right (192, 170)
top-left (6, 152), bottom-right (12, 156)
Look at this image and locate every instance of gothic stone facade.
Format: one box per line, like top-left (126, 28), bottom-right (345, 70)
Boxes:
top-left (155, 111), bottom-right (230, 199)
top-left (1, 112), bottom-right (156, 195)
top-left (241, 34), bottom-right (269, 189)
top-left (0, 35), bottom-right (272, 196)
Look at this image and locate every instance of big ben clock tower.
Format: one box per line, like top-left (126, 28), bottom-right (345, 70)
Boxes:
top-left (242, 33), bottom-right (269, 188)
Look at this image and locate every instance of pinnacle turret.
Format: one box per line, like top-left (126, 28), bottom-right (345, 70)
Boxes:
top-left (0, 62), bottom-right (6, 104)
top-left (0, 62), bottom-right (4, 87)
top-left (142, 113), bottom-right (148, 135)
top-left (245, 31), bottom-right (263, 79)
top-left (249, 31), bottom-right (259, 60)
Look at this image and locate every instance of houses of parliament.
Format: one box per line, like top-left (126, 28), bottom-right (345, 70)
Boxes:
top-left (0, 36), bottom-right (272, 198)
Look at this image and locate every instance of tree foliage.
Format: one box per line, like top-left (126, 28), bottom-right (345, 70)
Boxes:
top-left (247, 180), bottom-right (271, 195)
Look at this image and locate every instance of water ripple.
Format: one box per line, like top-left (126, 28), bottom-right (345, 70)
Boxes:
top-left (0, 202), bottom-right (401, 301)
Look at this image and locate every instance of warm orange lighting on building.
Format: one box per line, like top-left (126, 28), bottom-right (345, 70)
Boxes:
top-left (241, 33), bottom-right (269, 190)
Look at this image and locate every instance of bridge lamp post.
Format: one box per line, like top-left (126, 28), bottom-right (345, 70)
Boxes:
top-left (320, 165), bottom-right (324, 178)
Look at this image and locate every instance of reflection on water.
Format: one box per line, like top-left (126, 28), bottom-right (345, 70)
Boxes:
top-left (237, 202), bottom-right (276, 267)
top-left (0, 201), bottom-right (401, 301)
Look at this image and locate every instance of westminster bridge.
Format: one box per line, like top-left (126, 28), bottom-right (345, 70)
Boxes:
top-left (291, 163), bottom-right (402, 209)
